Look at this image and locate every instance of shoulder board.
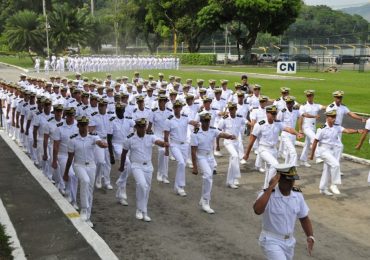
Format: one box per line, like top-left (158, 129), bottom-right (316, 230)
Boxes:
top-left (89, 132), bottom-right (97, 136)
top-left (223, 115), bottom-right (228, 119)
top-left (320, 124), bottom-right (326, 129)
top-left (293, 105), bottom-right (299, 110)
top-left (263, 189), bottom-right (275, 192)
top-left (70, 100), bottom-right (75, 103)
top-left (181, 114), bottom-right (188, 117)
top-left (133, 108), bottom-right (137, 112)
top-left (66, 96), bottom-right (70, 100)
top-left (166, 108), bottom-right (173, 112)
top-left (36, 111), bottom-right (42, 115)
top-left (193, 128), bottom-right (199, 134)
top-left (146, 131), bottom-right (154, 135)
top-left (91, 111), bottom-right (98, 116)
top-left (109, 116), bottom-right (116, 121)
top-left (108, 101), bottom-right (114, 104)
top-left (30, 107), bottom-right (36, 110)
top-left (145, 107), bottom-right (150, 110)
top-left (77, 103), bottom-right (82, 107)
top-left (70, 133), bottom-right (78, 139)
top-left (127, 133), bottom-right (134, 138)
top-left (129, 102), bottom-right (135, 106)
top-left (292, 187), bottom-right (302, 192)
top-left (237, 114), bottom-right (242, 118)
top-left (220, 97), bottom-right (226, 100)
top-left (276, 98), bottom-right (281, 101)
top-left (252, 107), bottom-right (258, 110)
top-left (82, 106), bottom-right (88, 110)
top-left (57, 96), bottom-right (61, 99)
top-left (57, 122), bottom-right (63, 127)
top-left (23, 103), bottom-right (28, 107)
top-left (47, 117), bottom-right (55, 122)
top-left (244, 100), bottom-right (249, 104)
top-left (259, 120), bottom-right (265, 125)
top-left (18, 100), bottom-right (24, 103)
top-left (211, 107), bottom-right (218, 110)
top-left (125, 116), bottom-right (132, 119)
top-left (334, 123), bottom-right (339, 126)
top-left (282, 108), bottom-right (287, 112)
top-left (210, 126), bottom-right (216, 129)
top-left (102, 95), bottom-right (107, 98)
top-left (329, 104), bottom-right (334, 108)
top-left (168, 115), bottom-right (174, 120)
top-left (152, 108), bottom-right (158, 112)
top-left (274, 120), bottom-right (281, 122)
top-left (107, 111), bottom-right (115, 114)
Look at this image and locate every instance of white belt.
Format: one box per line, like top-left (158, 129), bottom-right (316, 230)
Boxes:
top-left (74, 161), bottom-right (95, 166)
top-left (259, 144), bottom-right (275, 149)
top-left (197, 150), bottom-right (213, 156)
top-left (261, 230), bottom-right (292, 240)
top-left (319, 144), bottom-right (335, 150)
top-left (171, 139), bottom-right (187, 145)
top-left (131, 161), bottom-right (151, 166)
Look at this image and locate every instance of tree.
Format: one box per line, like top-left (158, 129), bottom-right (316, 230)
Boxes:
top-left (47, 3), bottom-right (94, 53)
top-left (4, 10), bottom-right (45, 57)
top-left (199, 0), bottom-right (302, 61)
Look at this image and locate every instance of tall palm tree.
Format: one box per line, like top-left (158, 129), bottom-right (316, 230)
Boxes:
top-left (4, 10), bottom-right (45, 56)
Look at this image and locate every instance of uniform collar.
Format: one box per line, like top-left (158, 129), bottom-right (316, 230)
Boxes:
top-left (273, 186), bottom-right (298, 198)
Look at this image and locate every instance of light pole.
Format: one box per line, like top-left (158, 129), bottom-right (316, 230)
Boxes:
top-left (224, 25), bottom-right (228, 65)
top-left (181, 42), bottom-right (184, 54)
top-left (42, 0), bottom-right (50, 58)
top-left (213, 41), bottom-right (216, 54)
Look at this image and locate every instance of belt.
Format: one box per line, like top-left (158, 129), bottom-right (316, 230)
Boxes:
top-left (259, 144), bottom-right (275, 149)
top-left (197, 150), bottom-right (212, 156)
top-left (171, 140), bottom-right (186, 145)
top-left (262, 230), bottom-right (292, 240)
top-left (75, 161), bottom-right (95, 166)
top-left (132, 162), bottom-right (148, 165)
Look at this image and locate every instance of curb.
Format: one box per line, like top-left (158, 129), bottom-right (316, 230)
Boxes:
top-left (0, 62), bottom-right (29, 73)
top-left (295, 141), bottom-right (370, 166)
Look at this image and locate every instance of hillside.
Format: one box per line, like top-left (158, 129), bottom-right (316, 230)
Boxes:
top-left (341, 3), bottom-right (370, 22)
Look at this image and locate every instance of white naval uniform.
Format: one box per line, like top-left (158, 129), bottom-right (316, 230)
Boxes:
top-left (365, 119), bottom-right (370, 182)
top-left (252, 120), bottom-right (284, 188)
top-left (299, 102), bottom-right (323, 162)
top-left (123, 133), bottom-right (160, 215)
top-left (315, 124), bottom-right (343, 191)
top-left (218, 114), bottom-right (246, 185)
top-left (190, 127), bottom-right (220, 201)
top-left (150, 107), bottom-right (173, 181)
top-left (68, 133), bottom-right (101, 220)
top-left (250, 106), bottom-right (267, 170)
top-left (257, 188), bottom-right (309, 260)
top-left (276, 108), bottom-right (299, 166)
top-left (165, 114), bottom-right (191, 191)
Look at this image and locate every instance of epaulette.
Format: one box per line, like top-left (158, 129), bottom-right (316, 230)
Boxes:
top-left (274, 120), bottom-right (281, 122)
top-left (223, 115), bottom-right (228, 119)
top-left (36, 111), bottom-right (42, 115)
top-left (211, 107), bottom-right (218, 110)
top-left (244, 100), bottom-right (249, 105)
top-left (77, 103), bottom-right (82, 107)
top-left (252, 107), bottom-right (258, 110)
top-left (47, 117), bottom-right (55, 122)
top-left (166, 108), bottom-right (173, 112)
top-left (57, 96), bottom-right (61, 99)
top-left (181, 114), bottom-right (188, 117)
top-left (30, 107), bottom-right (36, 111)
top-left (107, 111), bottom-right (115, 114)
top-left (108, 101), bottom-right (114, 104)
top-left (146, 131), bottom-right (154, 135)
top-left (152, 108), bottom-right (158, 112)
top-left (109, 116), bottom-right (116, 121)
top-left (125, 116), bottom-right (132, 119)
top-left (221, 97), bottom-right (226, 100)
top-left (102, 95), bottom-right (107, 98)
top-left (293, 105), bottom-right (300, 110)
top-left (66, 96), bottom-right (70, 100)
top-left (57, 122), bottom-right (63, 127)
top-left (168, 115), bottom-right (174, 120)
top-left (23, 103), bottom-right (28, 107)
top-left (237, 114), bottom-right (243, 118)
top-left (193, 128), bottom-right (199, 134)
top-left (259, 120), bottom-right (265, 125)
top-left (292, 187), bottom-right (302, 192)
top-left (129, 102), bottom-right (135, 106)
top-left (89, 132), bottom-right (98, 136)
top-left (127, 133), bottom-right (134, 138)
top-left (70, 133), bottom-right (78, 139)
top-left (282, 108), bottom-right (287, 112)
top-left (82, 106), bottom-right (88, 110)
top-left (133, 108), bottom-right (137, 112)
top-left (210, 126), bottom-right (216, 129)
top-left (91, 111), bottom-right (98, 116)
top-left (276, 98), bottom-right (281, 101)
top-left (18, 100), bottom-right (24, 104)
top-left (320, 124), bottom-right (326, 129)
top-left (329, 104), bottom-right (335, 108)
top-left (145, 107), bottom-right (150, 110)
top-left (263, 188), bottom-right (275, 192)
top-left (70, 99), bottom-right (75, 103)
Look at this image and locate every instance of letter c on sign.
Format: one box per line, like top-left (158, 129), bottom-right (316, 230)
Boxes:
top-left (279, 63), bottom-right (287, 71)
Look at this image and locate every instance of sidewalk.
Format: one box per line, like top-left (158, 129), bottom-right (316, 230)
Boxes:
top-left (0, 134), bottom-right (100, 259)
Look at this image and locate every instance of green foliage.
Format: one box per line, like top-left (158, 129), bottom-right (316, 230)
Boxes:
top-left (177, 53), bottom-right (216, 65)
top-left (0, 55), bottom-right (34, 68)
top-left (0, 224), bottom-right (13, 259)
top-left (4, 10), bottom-right (45, 55)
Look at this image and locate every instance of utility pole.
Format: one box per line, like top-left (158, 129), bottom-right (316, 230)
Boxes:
top-left (91, 0), bottom-right (94, 16)
top-left (42, 0), bottom-right (50, 58)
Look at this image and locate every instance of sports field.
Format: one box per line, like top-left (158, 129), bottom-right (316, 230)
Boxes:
top-left (80, 66), bottom-right (370, 159)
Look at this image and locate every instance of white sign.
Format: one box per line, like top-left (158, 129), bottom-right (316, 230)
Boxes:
top-left (277, 61), bottom-right (297, 74)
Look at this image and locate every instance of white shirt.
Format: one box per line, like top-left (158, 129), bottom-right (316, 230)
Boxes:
top-left (132, 107), bottom-right (152, 122)
top-left (299, 102), bottom-right (323, 129)
top-left (89, 112), bottom-right (113, 138)
top-left (272, 96), bottom-right (286, 111)
top-left (165, 114), bottom-right (190, 144)
top-left (33, 112), bottom-right (54, 139)
top-left (247, 94), bottom-right (260, 110)
top-left (107, 117), bottom-right (134, 145)
top-left (326, 102), bottom-right (350, 126)
top-left (190, 127), bottom-right (220, 155)
top-left (123, 133), bottom-right (159, 164)
top-left (250, 107), bottom-right (266, 123)
top-left (150, 108), bottom-right (173, 138)
top-left (252, 120), bottom-right (284, 146)
top-left (257, 187), bottom-right (309, 236)
top-left (276, 108), bottom-right (299, 137)
top-left (218, 115), bottom-right (246, 144)
top-left (68, 133), bottom-right (101, 165)
top-left (52, 121), bottom-right (78, 156)
top-left (315, 124), bottom-right (344, 147)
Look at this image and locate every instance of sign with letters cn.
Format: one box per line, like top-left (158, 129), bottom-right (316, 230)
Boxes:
top-left (277, 61), bottom-right (296, 74)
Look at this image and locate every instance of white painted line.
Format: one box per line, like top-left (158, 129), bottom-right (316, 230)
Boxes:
top-left (0, 198), bottom-right (27, 260)
top-left (201, 68), bottom-right (325, 81)
top-left (0, 131), bottom-right (118, 260)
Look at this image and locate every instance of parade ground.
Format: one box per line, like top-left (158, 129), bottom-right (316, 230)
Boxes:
top-left (0, 63), bottom-right (369, 259)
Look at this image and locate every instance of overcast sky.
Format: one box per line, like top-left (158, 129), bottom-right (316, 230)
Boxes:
top-left (304, 0), bottom-right (369, 9)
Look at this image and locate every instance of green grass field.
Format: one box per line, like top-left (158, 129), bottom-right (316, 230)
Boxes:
top-left (76, 66), bottom-right (369, 159)
top-left (0, 55), bottom-right (34, 69)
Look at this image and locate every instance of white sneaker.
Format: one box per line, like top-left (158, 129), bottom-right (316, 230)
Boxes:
top-left (143, 214), bottom-right (151, 222)
top-left (258, 167), bottom-right (266, 173)
top-left (234, 179), bottom-right (240, 186)
top-left (200, 199), bottom-right (215, 214)
top-left (187, 162), bottom-right (194, 169)
top-left (162, 178), bottom-right (170, 184)
top-left (119, 198), bottom-right (128, 206)
top-left (177, 188), bottom-right (187, 197)
top-left (80, 209), bottom-right (88, 221)
top-left (316, 158), bottom-right (324, 164)
top-left (86, 220), bottom-right (94, 228)
top-left (156, 174), bottom-right (163, 182)
top-left (72, 203), bottom-right (79, 211)
top-left (106, 184), bottom-right (113, 190)
top-left (228, 183), bottom-right (239, 189)
top-left (240, 159), bottom-right (247, 165)
top-left (214, 151), bottom-right (223, 157)
top-left (170, 156), bottom-right (176, 161)
top-left (301, 161), bottom-right (311, 167)
top-left (95, 177), bottom-right (102, 189)
top-left (340, 172), bottom-right (344, 176)
top-left (59, 188), bottom-right (66, 196)
top-left (320, 189), bottom-right (333, 196)
top-left (330, 184), bottom-right (341, 195)
top-left (136, 209), bottom-right (143, 220)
